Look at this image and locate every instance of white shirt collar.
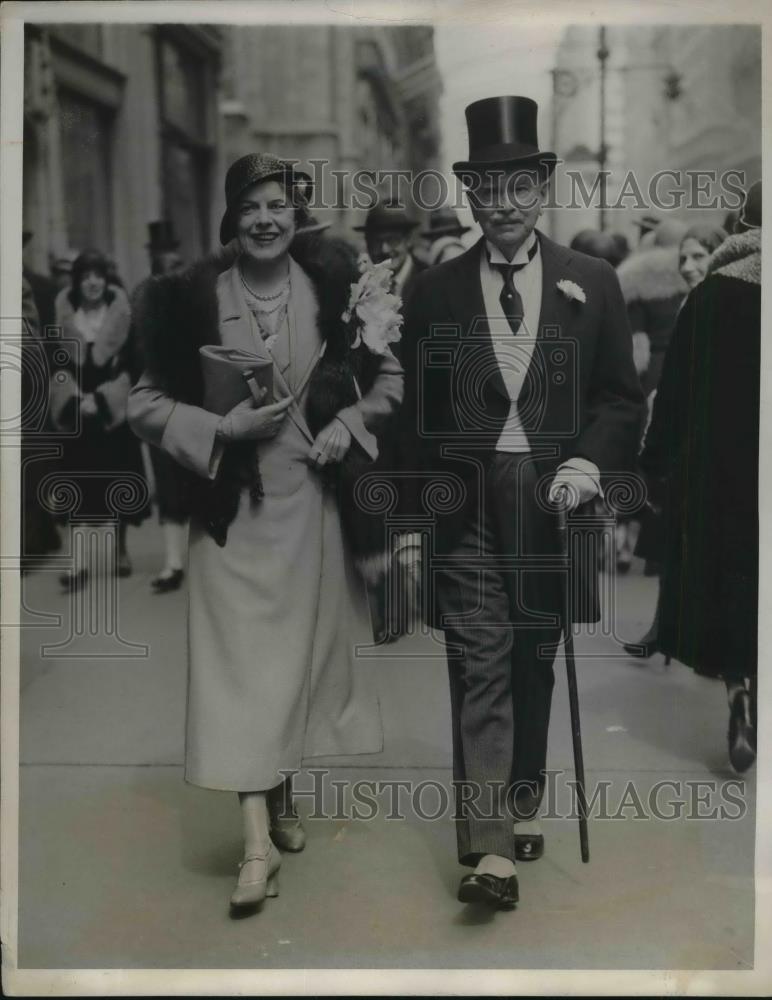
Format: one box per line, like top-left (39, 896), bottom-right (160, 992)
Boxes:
top-left (485, 230), bottom-right (538, 267)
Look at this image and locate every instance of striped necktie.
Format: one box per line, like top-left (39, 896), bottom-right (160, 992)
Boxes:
top-left (490, 239), bottom-right (538, 335)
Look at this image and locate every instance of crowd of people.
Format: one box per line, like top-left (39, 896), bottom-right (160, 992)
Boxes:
top-left (19, 95), bottom-right (761, 914)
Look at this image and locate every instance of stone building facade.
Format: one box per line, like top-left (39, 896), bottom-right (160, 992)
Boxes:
top-left (219, 24), bottom-right (442, 238)
top-left (23, 22), bottom-right (441, 285)
top-left (549, 24), bottom-right (761, 246)
top-left (23, 23), bottom-right (225, 288)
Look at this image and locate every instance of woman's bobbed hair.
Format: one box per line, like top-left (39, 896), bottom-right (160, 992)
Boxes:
top-left (69, 249), bottom-right (112, 308)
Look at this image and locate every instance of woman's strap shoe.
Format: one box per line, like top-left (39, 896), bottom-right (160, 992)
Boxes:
top-left (515, 833), bottom-right (544, 862)
top-left (457, 873), bottom-right (518, 909)
top-left (230, 845), bottom-right (281, 909)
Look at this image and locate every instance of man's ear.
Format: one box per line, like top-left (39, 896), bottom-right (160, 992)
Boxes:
top-left (537, 178), bottom-right (551, 215)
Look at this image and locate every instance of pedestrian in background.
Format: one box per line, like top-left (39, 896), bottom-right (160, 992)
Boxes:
top-left (134, 221), bottom-right (190, 593)
top-left (49, 248), bottom-right (151, 590)
top-left (626, 221), bottom-right (728, 658)
top-left (354, 200), bottom-right (423, 642)
top-left (354, 201), bottom-right (425, 304)
top-left (50, 249), bottom-right (79, 293)
top-left (614, 217), bottom-right (689, 574)
top-left (420, 206), bottom-right (471, 266)
top-left (638, 182), bottom-right (761, 773)
top-left (20, 276), bottom-right (61, 570)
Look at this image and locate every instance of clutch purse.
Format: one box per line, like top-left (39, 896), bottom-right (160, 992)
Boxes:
top-left (198, 345), bottom-right (274, 414)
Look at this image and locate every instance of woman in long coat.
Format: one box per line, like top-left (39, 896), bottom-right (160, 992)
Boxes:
top-left (625, 223), bottom-right (727, 656)
top-left (128, 154), bottom-right (404, 910)
top-left (49, 249), bottom-right (151, 589)
top-left (639, 192), bottom-right (761, 773)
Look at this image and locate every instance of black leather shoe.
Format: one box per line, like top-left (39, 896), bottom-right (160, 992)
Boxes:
top-left (457, 873), bottom-right (518, 909)
top-left (59, 568), bottom-right (88, 592)
top-left (151, 568), bottom-right (185, 593)
top-left (728, 689), bottom-right (756, 773)
top-left (515, 833), bottom-right (544, 862)
top-left (623, 638), bottom-right (658, 659)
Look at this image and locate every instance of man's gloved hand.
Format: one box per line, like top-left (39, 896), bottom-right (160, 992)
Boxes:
top-left (548, 467), bottom-right (600, 512)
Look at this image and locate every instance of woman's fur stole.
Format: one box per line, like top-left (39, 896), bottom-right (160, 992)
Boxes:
top-left (707, 227), bottom-right (761, 285)
top-left (133, 233), bottom-right (391, 565)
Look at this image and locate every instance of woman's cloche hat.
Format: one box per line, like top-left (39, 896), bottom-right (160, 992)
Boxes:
top-left (219, 153), bottom-right (314, 245)
top-left (452, 96), bottom-right (558, 178)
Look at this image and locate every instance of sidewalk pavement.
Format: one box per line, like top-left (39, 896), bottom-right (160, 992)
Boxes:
top-left (16, 520), bottom-right (755, 969)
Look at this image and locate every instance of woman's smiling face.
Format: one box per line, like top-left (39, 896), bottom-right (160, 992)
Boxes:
top-left (235, 179), bottom-right (297, 264)
top-left (79, 269), bottom-right (107, 305)
top-left (679, 237), bottom-right (712, 289)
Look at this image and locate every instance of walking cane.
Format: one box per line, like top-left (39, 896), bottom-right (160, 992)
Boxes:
top-left (556, 493), bottom-right (590, 863)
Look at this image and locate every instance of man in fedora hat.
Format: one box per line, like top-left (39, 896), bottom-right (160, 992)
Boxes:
top-left (397, 95), bottom-right (643, 909)
top-left (355, 200), bottom-right (425, 643)
top-left (354, 201), bottom-right (425, 305)
top-left (421, 207), bottom-right (471, 267)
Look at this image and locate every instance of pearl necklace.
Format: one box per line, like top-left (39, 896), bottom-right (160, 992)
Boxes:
top-left (239, 263), bottom-right (290, 301)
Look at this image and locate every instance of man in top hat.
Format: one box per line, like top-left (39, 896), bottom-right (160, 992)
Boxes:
top-left (397, 96), bottom-right (643, 909)
top-left (354, 201), bottom-right (425, 305)
top-left (421, 206), bottom-right (471, 267)
top-left (147, 219), bottom-right (185, 277)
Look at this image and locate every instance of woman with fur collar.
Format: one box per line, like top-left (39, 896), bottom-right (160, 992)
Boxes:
top-left (49, 249), bottom-right (151, 589)
top-left (128, 154), bottom-right (404, 911)
top-left (639, 183), bottom-right (761, 774)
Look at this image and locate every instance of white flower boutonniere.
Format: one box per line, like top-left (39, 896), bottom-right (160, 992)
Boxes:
top-left (342, 256), bottom-right (403, 355)
top-left (557, 279), bottom-right (586, 304)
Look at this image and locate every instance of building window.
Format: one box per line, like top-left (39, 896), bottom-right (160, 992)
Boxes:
top-left (58, 87), bottom-right (113, 253)
top-left (51, 25), bottom-right (103, 61)
top-left (157, 32), bottom-right (214, 259)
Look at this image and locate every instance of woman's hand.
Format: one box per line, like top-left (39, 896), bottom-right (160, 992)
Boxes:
top-left (217, 390), bottom-right (294, 442)
top-left (79, 393), bottom-right (99, 418)
top-left (308, 418), bottom-right (352, 469)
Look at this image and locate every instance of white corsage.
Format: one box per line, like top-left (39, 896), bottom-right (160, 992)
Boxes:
top-left (556, 279), bottom-right (586, 304)
top-left (342, 256), bottom-right (403, 355)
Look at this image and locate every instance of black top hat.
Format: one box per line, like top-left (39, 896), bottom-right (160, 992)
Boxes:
top-left (420, 206), bottom-right (471, 239)
top-left (146, 220), bottom-right (180, 252)
top-left (219, 153), bottom-right (313, 245)
top-left (737, 180), bottom-right (761, 231)
top-left (352, 202), bottom-right (419, 234)
top-left (452, 96), bottom-right (557, 177)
